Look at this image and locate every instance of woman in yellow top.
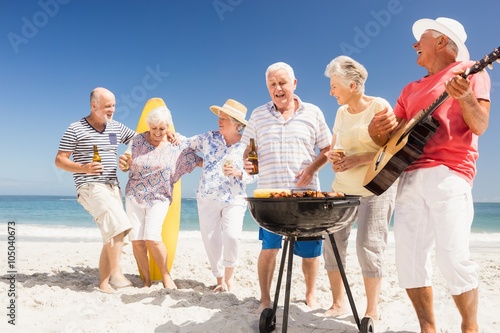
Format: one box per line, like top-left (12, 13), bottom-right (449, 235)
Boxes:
top-left (322, 56), bottom-right (398, 320)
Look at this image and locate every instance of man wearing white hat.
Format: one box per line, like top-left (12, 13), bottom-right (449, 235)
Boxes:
top-left (370, 17), bottom-right (491, 332)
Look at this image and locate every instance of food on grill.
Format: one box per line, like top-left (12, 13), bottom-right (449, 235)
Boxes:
top-left (254, 189), bottom-right (345, 198)
top-left (253, 189), bottom-right (291, 198)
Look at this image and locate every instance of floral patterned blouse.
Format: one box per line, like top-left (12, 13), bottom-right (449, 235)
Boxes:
top-left (186, 130), bottom-right (256, 204)
top-left (125, 132), bottom-right (201, 207)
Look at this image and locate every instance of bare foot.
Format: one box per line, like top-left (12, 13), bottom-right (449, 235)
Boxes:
top-left (141, 281), bottom-right (151, 288)
top-left (364, 312), bottom-right (379, 322)
top-left (305, 295), bottom-right (319, 310)
top-left (109, 275), bottom-right (133, 289)
top-left (162, 275), bottom-right (177, 289)
top-left (323, 305), bottom-right (348, 317)
top-left (213, 283), bottom-right (227, 292)
top-left (97, 286), bottom-right (116, 294)
top-left (256, 300), bottom-right (272, 313)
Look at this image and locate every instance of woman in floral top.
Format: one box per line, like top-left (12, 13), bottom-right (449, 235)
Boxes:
top-left (120, 106), bottom-right (201, 289)
top-left (187, 99), bottom-right (256, 292)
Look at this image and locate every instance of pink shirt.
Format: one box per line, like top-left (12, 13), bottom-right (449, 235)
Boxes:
top-left (393, 61), bottom-right (490, 184)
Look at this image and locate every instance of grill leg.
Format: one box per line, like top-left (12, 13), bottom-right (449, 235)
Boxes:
top-left (266, 237), bottom-right (295, 333)
top-left (271, 237), bottom-right (289, 317)
top-left (327, 233), bottom-right (361, 329)
top-left (281, 237), bottom-right (295, 333)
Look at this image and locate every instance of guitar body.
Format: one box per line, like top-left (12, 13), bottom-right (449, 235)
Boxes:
top-left (363, 113), bottom-right (439, 195)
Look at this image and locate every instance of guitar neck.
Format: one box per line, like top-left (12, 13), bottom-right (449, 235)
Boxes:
top-left (421, 90), bottom-right (449, 119)
top-left (401, 68), bottom-right (474, 139)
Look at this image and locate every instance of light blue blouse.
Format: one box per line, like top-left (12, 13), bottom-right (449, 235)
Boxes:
top-left (186, 131), bottom-right (257, 204)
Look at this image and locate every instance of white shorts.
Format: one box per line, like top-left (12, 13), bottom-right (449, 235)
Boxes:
top-left (394, 166), bottom-right (478, 295)
top-left (126, 197), bottom-right (170, 242)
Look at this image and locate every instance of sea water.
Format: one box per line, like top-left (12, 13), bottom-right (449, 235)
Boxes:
top-left (0, 195), bottom-right (499, 241)
top-left (0, 196), bottom-right (257, 231)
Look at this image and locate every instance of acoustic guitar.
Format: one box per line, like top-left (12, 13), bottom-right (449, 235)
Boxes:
top-left (363, 47), bottom-right (500, 196)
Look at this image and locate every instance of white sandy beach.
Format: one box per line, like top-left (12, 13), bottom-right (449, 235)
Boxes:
top-left (1, 229), bottom-right (499, 333)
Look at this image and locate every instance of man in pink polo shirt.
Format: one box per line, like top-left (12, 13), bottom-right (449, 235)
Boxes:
top-left (370, 17), bottom-right (491, 332)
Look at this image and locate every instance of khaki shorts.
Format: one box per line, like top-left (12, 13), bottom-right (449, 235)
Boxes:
top-left (77, 183), bottom-right (132, 244)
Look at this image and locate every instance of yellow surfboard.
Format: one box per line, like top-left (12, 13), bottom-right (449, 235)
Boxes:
top-left (135, 97), bottom-right (181, 280)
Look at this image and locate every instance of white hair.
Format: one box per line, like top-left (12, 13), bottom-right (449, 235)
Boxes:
top-left (147, 106), bottom-right (173, 127)
top-left (324, 55), bottom-right (368, 94)
top-left (429, 30), bottom-right (459, 58)
top-left (265, 62), bottom-right (295, 82)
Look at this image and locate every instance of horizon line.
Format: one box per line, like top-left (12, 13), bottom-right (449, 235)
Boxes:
top-left (0, 194), bottom-right (499, 204)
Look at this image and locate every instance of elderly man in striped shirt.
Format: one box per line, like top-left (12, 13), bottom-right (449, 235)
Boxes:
top-left (56, 87), bottom-right (136, 293)
top-left (242, 62), bottom-right (332, 311)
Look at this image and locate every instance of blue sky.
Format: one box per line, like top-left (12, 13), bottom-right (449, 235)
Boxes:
top-left (1, 0), bottom-right (499, 201)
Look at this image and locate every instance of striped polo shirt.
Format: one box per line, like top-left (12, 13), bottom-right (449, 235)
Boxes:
top-left (58, 118), bottom-right (136, 190)
top-left (241, 95), bottom-right (332, 190)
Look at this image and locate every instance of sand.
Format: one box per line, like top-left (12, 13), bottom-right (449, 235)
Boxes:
top-left (1, 230), bottom-right (499, 333)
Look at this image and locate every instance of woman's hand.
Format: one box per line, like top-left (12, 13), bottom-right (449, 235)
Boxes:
top-left (118, 154), bottom-right (131, 172)
top-left (331, 157), bottom-right (348, 173)
top-left (325, 150), bottom-right (344, 164)
top-left (329, 153), bottom-right (375, 173)
top-left (223, 162), bottom-right (242, 179)
top-left (166, 131), bottom-right (180, 145)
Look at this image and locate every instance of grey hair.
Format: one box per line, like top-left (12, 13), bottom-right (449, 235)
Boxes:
top-left (265, 62), bottom-right (295, 82)
top-left (220, 111), bottom-right (246, 132)
top-left (324, 56), bottom-right (368, 94)
top-left (429, 30), bottom-right (459, 59)
top-left (90, 87), bottom-right (113, 104)
top-left (233, 120), bottom-right (246, 132)
top-left (90, 89), bottom-right (98, 103)
top-left (147, 106), bottom-right (173, 127)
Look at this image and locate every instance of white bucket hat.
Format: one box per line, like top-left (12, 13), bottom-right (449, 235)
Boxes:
top-left (412, 17), bottom-right (469, 61)
top-left (210, 99), bottom-right (248, 126)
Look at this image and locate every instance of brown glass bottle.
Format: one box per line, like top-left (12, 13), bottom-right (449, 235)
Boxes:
top-left (92, 145), bottom-right (102, 162)
top-left (248, 138), bottom-right (259, 175)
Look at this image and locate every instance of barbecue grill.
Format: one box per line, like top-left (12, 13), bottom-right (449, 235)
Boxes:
top-left (246, 194), bottom-right (374, 333)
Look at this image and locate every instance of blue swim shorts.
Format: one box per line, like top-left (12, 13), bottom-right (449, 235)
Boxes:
top-left (259, 228), bottom-right (322, 258)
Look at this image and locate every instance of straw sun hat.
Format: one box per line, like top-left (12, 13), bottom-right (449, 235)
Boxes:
top-left (210, 99), bottom-right (248, 126)
top-left (412, 17), bottom-right (470, 61)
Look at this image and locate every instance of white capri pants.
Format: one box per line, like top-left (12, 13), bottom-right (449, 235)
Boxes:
top-left (394, 166), bottom-right (478, 295)
top-left (324, 183), bottom-right (396, 278)
top-left (126, 197), bottom-right (170, 242)
top-left (197, 196), bottom-right (246, 278)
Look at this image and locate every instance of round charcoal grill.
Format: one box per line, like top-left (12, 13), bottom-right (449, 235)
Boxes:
top-left (247, 195), bottom-right (360, 237)
top-left (246, 194), bottom-right (374, 333)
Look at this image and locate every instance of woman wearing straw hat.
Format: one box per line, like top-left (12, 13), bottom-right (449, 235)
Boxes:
top-left (186, 99), bottom-right (256, 292)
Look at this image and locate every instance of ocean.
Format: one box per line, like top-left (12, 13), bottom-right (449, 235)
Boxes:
top-left (0, 195), bottom-right (499, 242)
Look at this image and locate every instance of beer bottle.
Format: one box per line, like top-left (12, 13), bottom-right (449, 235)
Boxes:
top-left (92, 145), bottom-right (102, 163)
top-left (248, 138), bottom-right (259, 175)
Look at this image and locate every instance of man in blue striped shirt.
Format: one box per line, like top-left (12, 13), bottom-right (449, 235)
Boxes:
top-left (56, 87), bottom-right (136, 293)
top-left (242, 62), bottom-right (332, 311)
